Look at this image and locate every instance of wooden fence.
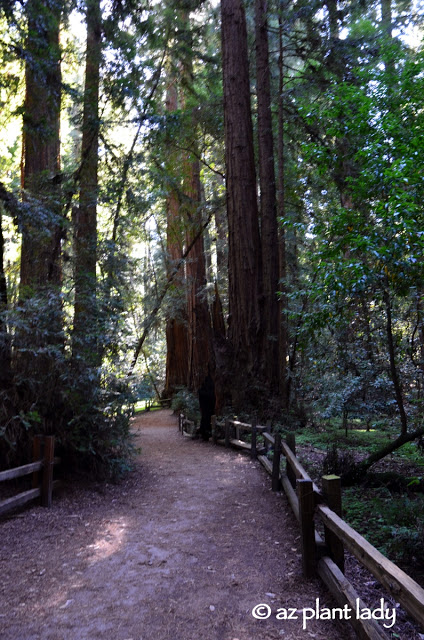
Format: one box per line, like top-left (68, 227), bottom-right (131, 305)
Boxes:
top-left (144, 397), bottom-right (171, 412)
top-left (179, 414), bottom-right (424, 640)
top-left (0, 435), bottom-right (60, 517)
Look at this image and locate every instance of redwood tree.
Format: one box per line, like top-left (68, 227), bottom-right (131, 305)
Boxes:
top-left (277, 8), bottom-right (288, 406)
top-left (221, 0), bottom-right (262, 404)
top-left (0, 210), bottom-right (11, 387)
top-left (184, 159), bottom-right (213, 392)
top-left (163, 74), bottom-right (190, 397)
top-left (163, 6), bottom-right (213, 397)
top-left (17, 0), bottom-right (63, 384)
top-left (255, 0), bottom-right (280, 393)
top-left (72, 0), bottom-right (102, 365)
top-left (20, 0), bottom-right (62, 294)
top-left (180, 14), bottom-right (213, 393)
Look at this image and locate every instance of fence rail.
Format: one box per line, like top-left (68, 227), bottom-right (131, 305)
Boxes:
top-left (144, 397), bottom-right (171, 412)
top-left (179, 413), bottom-right (424, 639)
top-left (0, 435), bottom-right (60, 516)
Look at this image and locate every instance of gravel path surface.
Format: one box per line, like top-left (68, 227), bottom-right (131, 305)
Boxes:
top-left (0, 410), bottom-right (356, 640)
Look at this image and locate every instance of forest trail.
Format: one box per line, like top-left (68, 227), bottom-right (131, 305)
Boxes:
top-left (0, 410), bottom-right (355, 640)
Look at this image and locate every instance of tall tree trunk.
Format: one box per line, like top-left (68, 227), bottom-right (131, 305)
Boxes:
top-left (179, 13), bottom-right (213, 393)
top-left (72, 0), bottom-right (101, 365)
top-left (277, 9), bottom-right (288, 407)
top-left (0, 210), bottom-right (11, 387)
top-left (214, 199), bottom-right (227, 289)
top-left (384, 286), bottom-right (408, 435)
top-left (417, 295), bottom-right (424, 384)
top-left (20, 0), bottom-right (62, 292)
top-left (326, 0), bottom-right (338, 42)
top-left (164, 8), bottom-right (213, 397)
top-left (17, 0), bottom-right (63, 383)
top-left (381, 0), bottom-right (395, 96)
top-left (255, 0), bottom-right (280, 394)
top-left (163, 75), bottom-right (189, 397)
top-left (221, 0), bottom-right (262, 405)
top-left (381, 0), bottom-right (393, 41)
top-left (325, 0), bottom-right (355, 210)
top-left (184, 159), bottom-right (213, 392)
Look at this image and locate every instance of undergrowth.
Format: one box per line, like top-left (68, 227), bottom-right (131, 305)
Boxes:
top-left (291, 415), bottom-right (424, 581)
top-left (170, 387), bottom-right (200, 425)
top-left (343, 487), bottom-right (424, 577)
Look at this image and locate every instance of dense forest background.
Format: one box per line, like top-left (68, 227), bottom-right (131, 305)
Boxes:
top-left (0, 0), bottom-right (424, 486)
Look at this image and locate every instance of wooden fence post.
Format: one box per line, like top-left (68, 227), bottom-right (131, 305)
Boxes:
top-left (42, 436), bottom-right (55, 508)
top-left (225, 419), bottom-right (230, 448)
top-left (32, 434), bottom-right (43, 489)
top-left (322, 474), bottom-right (344, 572)
top-left (272, 433), bottom-right (281, 491)
top-left (251, 419), bottom-right (257, 459)
top-left (211, 415), bottom-right (217, 444)
top-left (297, 479), bottom-right (316, 577)
top-left (286, 432), bottom-right (296, 487)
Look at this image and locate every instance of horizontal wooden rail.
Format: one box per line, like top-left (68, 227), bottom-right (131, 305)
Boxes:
top-left (281, 472), bottom-right (300, 522)
top-left (316, 503), bottom-right (424, 628)
top-left (229, 438), bottom-right (251, 451)
top-left (258, 454), bottom-right (272, 475)
top-left (0, 436), bottom-right (60, 516)
top-left (144, 397), bottom-right (171, 411)
top-left (228, 420), bottom-right (266, 433)
top-left (281, 441), bottom-right (322, 500)
top-left (263, 432), bottom-right (275, 446)
top-left (0, 487), bottom-right (41, 516)
top-left (317, 556), bottom-right (389, 640)
top-left (0, 461), bottom-right (43, 482)
top-left (0, 456), bottom-right (60, 483)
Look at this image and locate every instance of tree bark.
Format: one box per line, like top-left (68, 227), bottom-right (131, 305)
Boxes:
top-left (0, 209), bottom-right (12, 387)
top-left (20, 0), bottom-right (62, 294)
top-left (381, 0), bottom-right (392, 37)
top-left (384, 286), bottom-right (408, 435)
top-left (278, 9), bottom-right (288, 407)
top-left (184, 158), bottom-right (213, 392)
top-left (214, 201), bottom-right (227, 282)
top-left (221, 0), bottom-right (262, 404)
top-left (17, 0), bottom-right (63, 384)
top-left (164, 8), bottom-right (214, 396)
top-left (255, 0), bottom-right (280, 393)
top-left (163, 73), bottom-right (189, 397)
top-left (72, 0), bottom-right (102, 365)
top-left (179, 15), bottom-right (213, 393)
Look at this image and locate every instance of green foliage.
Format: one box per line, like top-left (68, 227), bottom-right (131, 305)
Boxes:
top-left (343, 487), bottom-right (424, 570)
top-left (277, 0), bottom-right (424, 440)
top-left (171, 387), bottom-right (200, 424)
top-left (294, 417), bottom-right (402, 454)
top-left (322, 443), bottom-right (356, 477)
top-left (60, 368), bottom-right (135, 480)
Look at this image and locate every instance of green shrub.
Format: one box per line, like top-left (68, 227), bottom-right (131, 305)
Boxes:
top-left (171, 387), bottom-right (200, 425)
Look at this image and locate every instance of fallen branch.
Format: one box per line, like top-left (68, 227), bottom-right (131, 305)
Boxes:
top-left (342, 426), bottom-right (424, 485)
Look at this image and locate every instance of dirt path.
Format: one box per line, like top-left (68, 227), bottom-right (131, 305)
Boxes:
top-left (0, 410), bottom-right (355, 640)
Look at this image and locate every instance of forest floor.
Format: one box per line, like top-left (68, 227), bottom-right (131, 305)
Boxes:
top-left (0, 409), bottom-right (418, 640)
